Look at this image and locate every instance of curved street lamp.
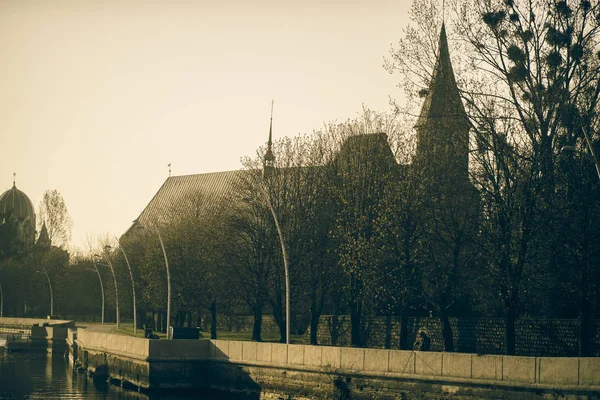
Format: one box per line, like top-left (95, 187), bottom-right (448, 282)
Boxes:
top-left (242, 193), bottom-right (290, 345)
top-left (37, 267), bottom-right (53, 317)
top-left (89, 256), bottom-right (105, 324)
top-left (97, 247), bottom-right (119, 330)
top-left (136, 222), bottom-right (171, 339)
top-left (114, 237), bottom-right (137, 336)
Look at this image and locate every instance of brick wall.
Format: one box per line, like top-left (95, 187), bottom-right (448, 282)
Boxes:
top-left (304, 316), bottom-right (600, 357)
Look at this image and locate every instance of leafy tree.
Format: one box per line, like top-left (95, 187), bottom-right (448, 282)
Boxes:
top-left (159, 190), bottom-right (232, 337)
top-left (328, 113), bottom-right (400, 347)
top-left (0, 211), bottom-right (26, 261)
top-left (387, 0), bottom-right (600, 354)
top-left (38, 190), bottom-right (73, 249)
top-left (373, 163), bottom-right (423, 349)
top-left (223, 172), bottom-right (276, 342)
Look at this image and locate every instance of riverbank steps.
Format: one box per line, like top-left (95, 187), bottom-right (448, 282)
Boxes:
top-left (68, 327), bottom-right (600, 399)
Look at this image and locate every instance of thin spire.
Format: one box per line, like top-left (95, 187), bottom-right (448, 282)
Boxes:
top-left (264, 100), bottom-right (275, 165)
top-left (168, 163), bottom-right (171, 177)
top-left (269, 100), bottom-right (274, 147)
top-left (442, 0), bottom-right (445, 24)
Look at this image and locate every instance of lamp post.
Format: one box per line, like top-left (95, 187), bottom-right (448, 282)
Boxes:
top-left (38, 267), bottom-right (53, 316)
top-left (89, 256), bottom-right (105, 324)
top-left (98, 247), bottom-right (119, 330)
top-left (137, 223), bottom-right (171, 339)
top-left (114, 237), bottom-right (137, 336)
top-left (243, 193), bottom-right (290, 344)
top-left (0, 282), bottom-right (3, 317)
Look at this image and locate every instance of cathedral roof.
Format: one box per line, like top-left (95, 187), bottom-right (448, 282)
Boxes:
top-left (335, 133), bottom-right (397, 169)
top-left (0, 183), bottom-right (35, 222)
top-left (415, 24), bottom-right (469, 129)
top-left (127, 170), bottom-right (244, 233)
top-left (124, 134), bottom-right (403, 237)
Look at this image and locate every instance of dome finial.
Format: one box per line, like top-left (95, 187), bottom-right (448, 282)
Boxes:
top-left (12, 172), bottom-right (15, 187)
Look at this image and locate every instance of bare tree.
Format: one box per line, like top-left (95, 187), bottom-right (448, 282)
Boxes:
top-left (38, 190), bottom-right (73, 249)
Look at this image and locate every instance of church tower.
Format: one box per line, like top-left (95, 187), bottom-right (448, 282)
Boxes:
top-left (415, 24), bottom-right (470, 182)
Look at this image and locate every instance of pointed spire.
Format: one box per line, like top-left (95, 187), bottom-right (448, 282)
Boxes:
top-left (415, 23), bottom-right (471, 181)
top-left (442, 0), bottom-right (446, 24)
top-left (264, 100), bottom-right (275, 167)
top-left (415, 23), bottom-right (468, 129)
top-left (37, 222), bottom-right (51, 248)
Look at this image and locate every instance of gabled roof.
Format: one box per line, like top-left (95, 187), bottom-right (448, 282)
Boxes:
top-left (415, 24), bottom-right (469, 129)
top-left (127, 170), bottom-right (244, 233)
top-left (124, 133), bottom-right (407, 237)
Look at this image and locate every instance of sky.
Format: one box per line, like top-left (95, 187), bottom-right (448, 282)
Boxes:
top-left (0, 0), bottom-right (412, 252)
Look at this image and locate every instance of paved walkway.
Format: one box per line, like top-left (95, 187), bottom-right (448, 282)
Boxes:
top-left (75, 322), bottom-right (118, 333)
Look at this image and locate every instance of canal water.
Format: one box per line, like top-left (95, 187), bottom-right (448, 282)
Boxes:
top-left (0, 350), bottom-right (258, 400)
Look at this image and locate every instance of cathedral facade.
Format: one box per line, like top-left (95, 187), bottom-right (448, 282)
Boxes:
top-left (126, 25), bottom-right (471, 240)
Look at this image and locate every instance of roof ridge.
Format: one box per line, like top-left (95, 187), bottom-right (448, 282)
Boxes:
top-left (168, 169), bottom-right (243, 179)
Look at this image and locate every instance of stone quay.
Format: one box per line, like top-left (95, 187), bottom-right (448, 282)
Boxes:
top-left (67, 326), bottom-right (600, 399)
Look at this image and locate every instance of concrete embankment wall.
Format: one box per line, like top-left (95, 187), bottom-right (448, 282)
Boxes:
top-left (0, 317), bottom-right (75, 328)
top-left (72, 330), bottom-right (600, 398)
top-left (211, 340), bottom-right (600, 387)
top-left (0, 317), bottom-right (73, 353)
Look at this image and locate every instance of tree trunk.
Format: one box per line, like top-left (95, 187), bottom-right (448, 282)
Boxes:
top-left (505, 310), bottom-right (516, 355)
top-left (579, 294), bottom-right (591, 357)
top-left (349, 274), bottom-right (363, 347)
top-left (309, 275), bottom-right (327, 346)
top-left (309, 302), bottom-right (319, 345)
top-left (270, 289), bottom-right (286, 343)
top-left (440, 310), bottom-right (454, 352)
top-left (252, 304), bottom-right (263, 342)
top-left (270, 304), bottom-right (285, 343)
top-left (349, 301), bottom-right (362, 347)
top-left (154, 312), bottom-right (161, 333)
top-left (384, 316), bottom-right (392, 349)
top-left (399, 307), bottom-right (409, 350)
top-left (210, 301), bottom-right (217, 340)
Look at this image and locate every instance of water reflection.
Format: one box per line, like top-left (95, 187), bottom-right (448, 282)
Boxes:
top-left (0, 350), bottom-right (260, 400)
top-left (44, 353), bottom-right (52, 384)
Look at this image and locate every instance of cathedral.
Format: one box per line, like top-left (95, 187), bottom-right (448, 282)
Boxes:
top-left (0, 177), bottom-right (51, 249)
top-left (126, 24), bottom-right (471, 237)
